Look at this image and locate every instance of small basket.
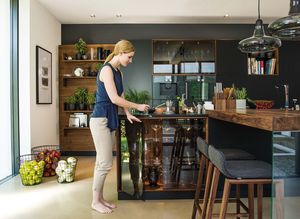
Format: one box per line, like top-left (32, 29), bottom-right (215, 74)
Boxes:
top-left (56, 157), bottom-right (78, 183)
top-left (31, 145), bottom-right (61, 177)
top-left (17, 154), bottom-right (45, 186)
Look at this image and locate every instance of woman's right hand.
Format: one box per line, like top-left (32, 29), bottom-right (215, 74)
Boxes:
top-left (136, 104), bottom-right (150, 112)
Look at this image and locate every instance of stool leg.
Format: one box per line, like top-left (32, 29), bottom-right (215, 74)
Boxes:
top-left (236, 184), bottom-right (241, 219)
top-left (257, 184), bottom-right (263, 219)
top-left (191, 155), bottom-right (205, 219)
top-left (206, 166), bottom-right (220, 219)
top-left (219, 179), bottom-right (231, 219)
top-left (275, 180), bottom-right (284, 219)
top-left (248, 184), bottom-right (255, 219)
top-left (201, 161), bottom-right (214, 219)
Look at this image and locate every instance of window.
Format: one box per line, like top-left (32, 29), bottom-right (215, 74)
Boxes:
top-left (0, 0), bottom-right (13, 181)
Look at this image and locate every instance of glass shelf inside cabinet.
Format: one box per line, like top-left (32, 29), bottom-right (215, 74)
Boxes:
top-left (153, 40), bottom-right (215, 75)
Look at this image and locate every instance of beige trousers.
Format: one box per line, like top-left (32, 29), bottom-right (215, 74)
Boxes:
top-left (90, 117), bottom-right (115, 193)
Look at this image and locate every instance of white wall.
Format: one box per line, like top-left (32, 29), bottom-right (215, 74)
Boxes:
top-left (19, 0), bottom-right (61, 154)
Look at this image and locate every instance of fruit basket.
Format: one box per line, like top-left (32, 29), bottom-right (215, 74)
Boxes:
top-left (56, 157), bottom-right (78, 183)
top-left (31, 145), bottom-right (61, 177)
top-left (255, 100), bottom-right (274, 109)
top-left (18, 154), bottom-right (45, 186)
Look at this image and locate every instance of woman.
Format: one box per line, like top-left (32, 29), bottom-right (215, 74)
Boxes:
top-left (90, 40), bottom-right (149, 214)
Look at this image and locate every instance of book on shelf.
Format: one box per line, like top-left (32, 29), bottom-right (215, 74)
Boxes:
top-left (248, 58), bottom-right (276, 75)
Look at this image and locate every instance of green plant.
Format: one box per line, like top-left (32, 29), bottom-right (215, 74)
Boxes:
top-left (74, 38), bottom-right (87, 55)
top-left (66, 95), bottom-right (77, 104)
top-left (95, 62), bottom-right (103, 72)
top-left (86, 92), bottom-right (96, 105)
top-left (125, 88), bottom-right (151, 104)
top-left (74, 87), bottom-right (88, 104)
top-left (235, 87), bottom-right (247, 99)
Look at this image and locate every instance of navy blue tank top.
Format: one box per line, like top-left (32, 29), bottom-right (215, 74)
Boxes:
top-left (91, 62), bottom-right (124, 131)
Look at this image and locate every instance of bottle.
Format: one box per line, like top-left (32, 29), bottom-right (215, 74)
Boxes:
top-left (174, 97), bottom-right (179, 114)
top-left (197, 102), bottom-right (202, 114)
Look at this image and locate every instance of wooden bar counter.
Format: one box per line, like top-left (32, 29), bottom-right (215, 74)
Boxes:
top-left (206, 109), bottom-right (300, 218)
top-left (207, 109), bottom-right (300, 132)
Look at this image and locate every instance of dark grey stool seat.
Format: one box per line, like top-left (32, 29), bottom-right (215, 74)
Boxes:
top-left (209, 145), bottom-right (271, 179)
top-left (192, 137), bottom-right (257, 219)
top-left (197, 137), bottom-right (255, 161)
top-left (206, 145), bottom-right (284, 219)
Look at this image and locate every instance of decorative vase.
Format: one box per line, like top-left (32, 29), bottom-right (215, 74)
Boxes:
top-left (236, 99), bottom-right (246, 109)
top-left (148, 166), bottom-right (158, 187)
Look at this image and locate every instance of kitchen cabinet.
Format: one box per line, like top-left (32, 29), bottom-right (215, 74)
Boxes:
top-left (117, 114), bottom-right (207, 200)
top-left (152, 40), bottom-right (217, 105)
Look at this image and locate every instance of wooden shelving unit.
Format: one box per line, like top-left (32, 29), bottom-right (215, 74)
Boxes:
top-left (59, 44), bottom-right (115, 153)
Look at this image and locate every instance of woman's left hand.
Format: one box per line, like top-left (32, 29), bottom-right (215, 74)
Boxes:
top-left (126, 114), bottom-right (141, 123)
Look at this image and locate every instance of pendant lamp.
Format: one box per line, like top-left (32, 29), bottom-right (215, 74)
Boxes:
top-left (238, 0), bottom-right (281, 53)
top-left (268, 0), bottom-right (300, 39)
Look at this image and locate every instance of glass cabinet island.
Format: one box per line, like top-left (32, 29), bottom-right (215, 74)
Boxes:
top-left (116, 114), bottom-right (207, 200)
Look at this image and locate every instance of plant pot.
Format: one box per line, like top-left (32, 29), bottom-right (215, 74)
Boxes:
top-left (236, 99), bottom-right (246, 109)
top-left (75, 53), bottom-right (81, 60)
top-left (68, 103), bottom-right (76, 110)
top-left (88, 104), bottom-right (95, 111)
top-left (78, 103), bottom-right (86, 110)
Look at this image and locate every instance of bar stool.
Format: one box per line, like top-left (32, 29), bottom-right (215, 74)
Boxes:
top-left (170, 126), bottom-right (185, 176)
top-left (191, 138), bottom-right (256, 219)
top-left (206, 145), bottom-right (284, 219)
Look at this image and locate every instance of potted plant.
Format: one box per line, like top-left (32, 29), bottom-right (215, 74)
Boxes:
top-left (87, 92), bottom-right (96, 111)
top-left (74, 87), bottom-right (88, 110)
top-left (235, 87), bottom-right (247, 109)
top-left (74, 38), bottom-right (87, 60)
top-left (125, 88), bottom-right (151, 113)
top-left (66, 95), bottom-right (77, 110)
top-left (90, 62), bottom-right (103, 77)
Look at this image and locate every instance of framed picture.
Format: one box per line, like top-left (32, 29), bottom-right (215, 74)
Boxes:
top-left (36, 46), bottom-right (52, 104)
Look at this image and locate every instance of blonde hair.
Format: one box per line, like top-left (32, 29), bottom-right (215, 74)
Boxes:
top-left (104, 40), bottom-right (135, 63)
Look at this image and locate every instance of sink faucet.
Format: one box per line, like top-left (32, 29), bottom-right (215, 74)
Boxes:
top-left (283, 84), bottom-right (289, 109)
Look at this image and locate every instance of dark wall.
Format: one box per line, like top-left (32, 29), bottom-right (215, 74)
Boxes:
top-left (61, 24), bottom-right (255, 44)
top-left (62, 24), bottom-right (300, 108)
top-left (217, 40), bottom-right (300, 108)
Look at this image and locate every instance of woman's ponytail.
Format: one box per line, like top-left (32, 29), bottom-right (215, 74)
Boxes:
top-left (104, 52), bottom-right (114, 64)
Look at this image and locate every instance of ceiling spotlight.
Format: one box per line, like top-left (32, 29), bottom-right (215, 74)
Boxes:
top-left (116, 14), bottom-right (122, 18)
top-left (90, 14), bottom-right (96, 18)
top-left (224, 14), bottom-right (230, 18)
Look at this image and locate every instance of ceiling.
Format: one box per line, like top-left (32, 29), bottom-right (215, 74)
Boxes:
top-left (37, 0), bottom-right (290, 24)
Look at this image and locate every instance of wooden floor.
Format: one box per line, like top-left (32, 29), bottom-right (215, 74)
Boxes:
top-left (0, 156), bottom-right (298, 219)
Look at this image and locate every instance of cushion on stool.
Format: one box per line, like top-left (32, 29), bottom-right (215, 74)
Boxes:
top-left (197, 137), bottom-right (208, 157)
top-left (219, 148), bottom-right (256, 160)
top-left (208, 145), bottom-right (272, 179)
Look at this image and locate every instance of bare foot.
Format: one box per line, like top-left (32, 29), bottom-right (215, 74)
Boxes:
top-left (100, 199), bottom-right (117, 209)
top-left (91, 202), bottom-right (113, 214)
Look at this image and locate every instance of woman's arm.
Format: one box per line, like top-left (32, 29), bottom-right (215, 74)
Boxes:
top-left (100, 66), bottom-right (149, 112)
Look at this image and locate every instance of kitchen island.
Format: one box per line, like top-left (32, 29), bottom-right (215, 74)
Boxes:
top-left (206, 109), bottom-right (300, 218)
top-left (116, 113), bottom-right (207, 200)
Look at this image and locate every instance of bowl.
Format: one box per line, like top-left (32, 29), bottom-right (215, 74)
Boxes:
top-left (154, 107), bottom-right (165, 114)
top-left (148, 108), bottom-right (156, 114)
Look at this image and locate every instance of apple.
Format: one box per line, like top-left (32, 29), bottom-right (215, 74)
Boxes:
top-left (19, 160), bottom-right (44, 186)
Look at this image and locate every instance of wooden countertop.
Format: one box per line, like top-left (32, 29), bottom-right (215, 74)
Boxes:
top-left (118, 113), bottom-right (207, 120)
top-left (207, 109), bottom-right (300, 131)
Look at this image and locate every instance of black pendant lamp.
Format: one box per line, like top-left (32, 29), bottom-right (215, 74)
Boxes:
top-left (268, 0), bottom-right (300, 39)
top-left (238, 0), bottom-right (281, 53)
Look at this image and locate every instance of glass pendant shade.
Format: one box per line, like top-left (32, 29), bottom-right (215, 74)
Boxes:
top-left (238, 19), bottom-right (282, 53)
top-left (267, 0), bottom-right (300, 39)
